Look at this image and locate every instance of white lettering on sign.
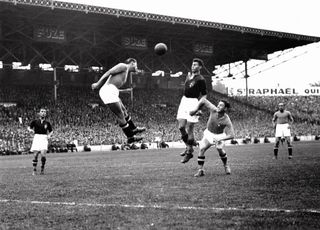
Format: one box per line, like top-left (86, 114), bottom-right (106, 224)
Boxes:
top-left (34, 25), bottom-right (66, 42)
top-left (122, 36), bottom-right (147, 50)
top-left (228, 87), bottom-right (320, 96)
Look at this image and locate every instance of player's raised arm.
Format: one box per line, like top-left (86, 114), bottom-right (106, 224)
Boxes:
top-left (190, 97), bottom-right (217, 116)
top-left (200, 97), bottom-right (217, 110)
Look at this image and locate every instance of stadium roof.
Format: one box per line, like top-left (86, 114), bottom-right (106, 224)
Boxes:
top-left (1, 0), bottom-right (320, 74)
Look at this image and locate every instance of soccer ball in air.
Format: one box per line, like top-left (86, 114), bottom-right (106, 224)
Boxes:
top-left (154, 43), bottom-right (167, 56)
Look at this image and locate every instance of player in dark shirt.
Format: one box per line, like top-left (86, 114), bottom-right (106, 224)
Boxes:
top-left (28, 108), bottom-right (53, 175)
top-left (177, 58), bottom-right (207, 163)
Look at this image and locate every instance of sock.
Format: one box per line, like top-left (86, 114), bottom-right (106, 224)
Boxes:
top-left (274, 148), bottom-right (279, 157)
top-left (181, 134), bottom-right (188, 144)
top-left (179, 127), bottom-right (188, 143)
top-left (32, 156), bottom-right (38, 172)
top-left (288, 147), bottom-right (293, 156)
top-left (125, 116), bottom-right (137, 130)
top-left (41, 156), bottom-right (46, 171)
top-left (120, 123), bottom-right (133, 138)
top-left (187, 138), bottom-right (195, 146)
top-left (219, 150), bottom-right (227, 165)
top-left (197, 156), bottom-right (205, 167)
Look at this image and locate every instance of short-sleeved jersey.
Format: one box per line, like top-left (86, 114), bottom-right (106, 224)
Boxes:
top-left (207, 112), bottom-right (234, 135)
top-left (30, 119), bottom-right (53, 135)
top-left (273, 110), bottom-right (293, 124)
top-left (184, 74), bottom-right (207, 98)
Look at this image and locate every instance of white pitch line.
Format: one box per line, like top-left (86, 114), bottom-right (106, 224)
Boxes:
top-left (0, 199), bottom-right (320, 214)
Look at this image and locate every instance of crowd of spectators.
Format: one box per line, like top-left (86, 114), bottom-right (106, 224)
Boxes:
top-left (1, 85), bottom-right (319, 155)
top-left (234, 95), bottom-right (320, 125)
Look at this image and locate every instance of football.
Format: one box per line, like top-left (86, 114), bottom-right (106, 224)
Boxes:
top-left (154, 43), bottom-right (167, 56)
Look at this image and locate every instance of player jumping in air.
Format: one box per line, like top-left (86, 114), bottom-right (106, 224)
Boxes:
top-left (177, 58), bottom-right (207, 163)
top-left (91, 58), bottom-right (145, 144)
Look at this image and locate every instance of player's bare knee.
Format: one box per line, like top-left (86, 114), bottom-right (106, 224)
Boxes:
top-left (199, 140), bottom-right (210, 153)
top-left (199, 148), bottom-right (206, 157)
top-left (40, 150), bottom-right (46, 157)
top-left (199, 141), bottom-right (205, 150)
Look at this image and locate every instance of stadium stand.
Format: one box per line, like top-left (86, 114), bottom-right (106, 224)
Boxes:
top-left (1, 84), bottom-right (319, 155)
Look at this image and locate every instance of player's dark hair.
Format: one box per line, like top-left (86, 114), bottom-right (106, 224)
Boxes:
top-left (221, 100), bottom-right (230, 109)
top-left (125, 58), bottom-right (137, 64)
top-left (193, 58), bottom-right (204, 67)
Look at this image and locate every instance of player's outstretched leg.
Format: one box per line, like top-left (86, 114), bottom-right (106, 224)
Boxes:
top-left (121, 101), bottom-right (146, 135)
top-left (109, 103), bottom-right (143, 144)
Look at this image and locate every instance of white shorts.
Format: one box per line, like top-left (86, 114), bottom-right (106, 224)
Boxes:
top-left (176, 96), bottom-right (200, 123)
top-left (200, 129), bottom-right (226, 149)
top-left (99, 84), bottom-right (120, 104)
top-left (30, 134), bottom-right (48, 151)
top-left (275, 123), bottom-right (291, 138)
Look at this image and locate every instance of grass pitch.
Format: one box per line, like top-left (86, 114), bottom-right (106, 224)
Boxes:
top-left (1, 141), bottom-right (320, 229)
